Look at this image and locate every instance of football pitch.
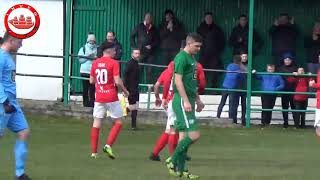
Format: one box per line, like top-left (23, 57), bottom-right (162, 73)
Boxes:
top-left (1, 114), bottom-right (320, 180)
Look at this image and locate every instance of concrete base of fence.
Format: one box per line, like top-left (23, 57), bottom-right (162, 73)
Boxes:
top-left (18, 96), bottom-right (315, 127)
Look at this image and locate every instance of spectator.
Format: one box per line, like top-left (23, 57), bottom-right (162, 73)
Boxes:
top-left (97, 31), bottom-right (123, 60)
top-left (229, 14), bottom-right (262, 56)
top-left (197, 12), bottom-right (225, 88)
top-left (239, 51), bottom-right (248, 126)
top-left (253, 64), bottom-right (285, 127)
top-left (159, 9), bottom-right (186, 65)
top-left (277, 52), bottom-right (297, 128)
top-left (217, 55), bottom-right (243, 124)
top-left (269, 13), bottom-right (299, 65)
top-left (78, 33), bottom-right (97, 107)
top-left (124, 48), bottom-right (141, 130)
top-left (130, 13), bottom-right (159, 83)
top-left (288, 67), bottom-right (311, 128)
top-left (305, 21), bottom-right (320, 74)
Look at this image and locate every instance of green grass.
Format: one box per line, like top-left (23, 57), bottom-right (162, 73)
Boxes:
top-left (1, 114), bottom-right (320, 180)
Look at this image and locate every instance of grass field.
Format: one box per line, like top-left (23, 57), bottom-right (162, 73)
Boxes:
top-left (1, 114), bottom-right (320, 180)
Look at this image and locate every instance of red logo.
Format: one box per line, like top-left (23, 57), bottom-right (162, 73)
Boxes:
top-left (4, 4), bottom-right (40, 39)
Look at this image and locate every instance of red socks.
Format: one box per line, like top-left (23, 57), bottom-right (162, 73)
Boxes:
top-left (106, 122), bottom-right (122, 146)
top-left (168, 133), bottom-right (179, 155)
top-left (152, 132), bottom-right (169, 156)
top-left (90, 127), bottom-right (100, 153)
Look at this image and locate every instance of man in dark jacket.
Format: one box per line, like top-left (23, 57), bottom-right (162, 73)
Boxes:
top-left (305, 21), bottom-right (320, 74)
top-left (197, 12), bottom-right (225, 88)
top-left (124, 48), bottom-right (141, 130)
top-left (229, 14), bottom-right (262, 55)
top-left (277, 52), bottom-right (297, 128)
top-left (97, 31), bottom-right (123, 60)
top-left (130, 13), bottom-right (159, 83)
top-left (159, 9), bottom-right (186, 65)
top-left (269, 13), bottom-right (299, 65)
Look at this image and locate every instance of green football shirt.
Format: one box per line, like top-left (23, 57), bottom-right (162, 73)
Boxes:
top-left (173, 50), bottom-right (198, 99)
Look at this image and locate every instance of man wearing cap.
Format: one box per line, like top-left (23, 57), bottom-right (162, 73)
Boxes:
top-left (277, 52), bottom-right (297, 128)
top-left (78, 32), bottom-right (98, 107)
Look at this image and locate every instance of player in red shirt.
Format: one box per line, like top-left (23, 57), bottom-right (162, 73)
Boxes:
top-left (89, 42), bottom-right (129, 159)
top-left (149, 60), bottom-right (206, 161)
top-left (309, 70), bottom-right (320, 142)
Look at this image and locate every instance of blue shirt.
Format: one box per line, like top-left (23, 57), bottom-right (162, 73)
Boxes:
top-left (222, 63), bottom-right (243, 89)
top-left (255, 74), bottom-right (285, 91)
top-left (0, 49), bottom-right (16, 103)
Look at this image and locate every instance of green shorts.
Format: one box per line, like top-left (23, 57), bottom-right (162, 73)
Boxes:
top-left (172, 95), bottom-right (198, 132)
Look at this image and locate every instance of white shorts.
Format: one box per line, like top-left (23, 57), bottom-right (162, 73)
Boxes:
top-left (315, 109), bottom-right (320, 127)
top-left (93, 101), bottom-right (123, 119)
top-left (166, 101), bottom-right (176, 130)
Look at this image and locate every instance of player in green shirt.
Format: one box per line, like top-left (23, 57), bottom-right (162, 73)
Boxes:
top-left (166, 33), bottom-right (205, 179)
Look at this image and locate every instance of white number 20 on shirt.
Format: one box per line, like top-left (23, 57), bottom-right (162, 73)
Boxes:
top-left (95, 69), bottom-right (108, 84)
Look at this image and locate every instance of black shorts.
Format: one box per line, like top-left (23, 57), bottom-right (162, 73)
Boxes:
top-left (128, 91), bottom-right (139, 105)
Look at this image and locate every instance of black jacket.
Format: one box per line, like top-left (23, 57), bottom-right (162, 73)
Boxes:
top-left (124, 58), bottom-right (140, 92)
top-left (304, 35), bottom-right (320, 63)
top-left (97, 39), bottom-right (123, 60)
top-left (130, 23), bottom-right (159, 55)
top-left (277, 64), bottom-right (297, 91)
top-left (159, 20), bottom-right (186, 51)
top-left (229, 24), bottom-right (263, 55)
top-left (197, 22), bottom-right (225, 58)
top-left (269, 24), bottom-right (299, 55)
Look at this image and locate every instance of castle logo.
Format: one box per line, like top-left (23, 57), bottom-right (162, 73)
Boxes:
top-left (4, 4), bottom-right (40, 39)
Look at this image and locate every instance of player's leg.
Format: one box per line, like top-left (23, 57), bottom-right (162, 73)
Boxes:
top-left (103, 101), bottom-right (124, 159)
top-left (150, 100), bottom-right (174, 161)
top-left (169, 97), bottom-right (198, 177)
top-left (7, 102), bottom-right (31, 180)
top-left (167, 101), bottom-right (178, 156)
top-left (216, 92), bottom-right (228, 118)
top-left (91, 102), bottom-right (106, 158)
top-left (0, 104), bottom-right (10, 138)
top-left (128, 91), bottom-right (139, 130)
top-left (315, 109), bottom-right (320, 142)
top-left (150, 128), bottom-right (169, 161)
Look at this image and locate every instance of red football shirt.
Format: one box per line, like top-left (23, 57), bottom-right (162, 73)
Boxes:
top-left (157, 68), bottom-right (173, 101)
top-left (90, 57), bottom-right (119, 103)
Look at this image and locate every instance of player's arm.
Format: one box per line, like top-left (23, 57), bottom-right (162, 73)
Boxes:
top-left (195, 92), bottom-right (205, 112)
top-left (197, 63), bottom-right (206, 94)
top-left (154, 81), bottom-right (162, 107)
top-left (114, 76), bottom-right (129, 97)
top-left (0, 59), bottom-right (15, 113)
top-left (89, 65), bottom-right (95, 84)
top-left (175, 73), bottom-right (191, 111)
top-left (0, 59), bottom-right (8, 103)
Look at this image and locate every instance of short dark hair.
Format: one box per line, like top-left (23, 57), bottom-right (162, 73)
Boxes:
top-left (204, 12), bottom-right (213, 16)
top-left (239, 14), bottom-right (247, 19)
top-left (99, 41), bottom-right (115, 53)
top-left (131, 47), bottom-right (140, 52)
top-left (279, 13), bottom-right (290, 18)
top-left (233, 55), bottom-right (241, 64)
top-left (267, 64), bottom-right (275, 69)
top-left (186, 33), bottom-right (202, 43)
top-left (1, 31), bottom-right (15, 43)
top-left (164, 9), bottom-right (174, 16)
top-left (106, 31), bottom-right (115, 36)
